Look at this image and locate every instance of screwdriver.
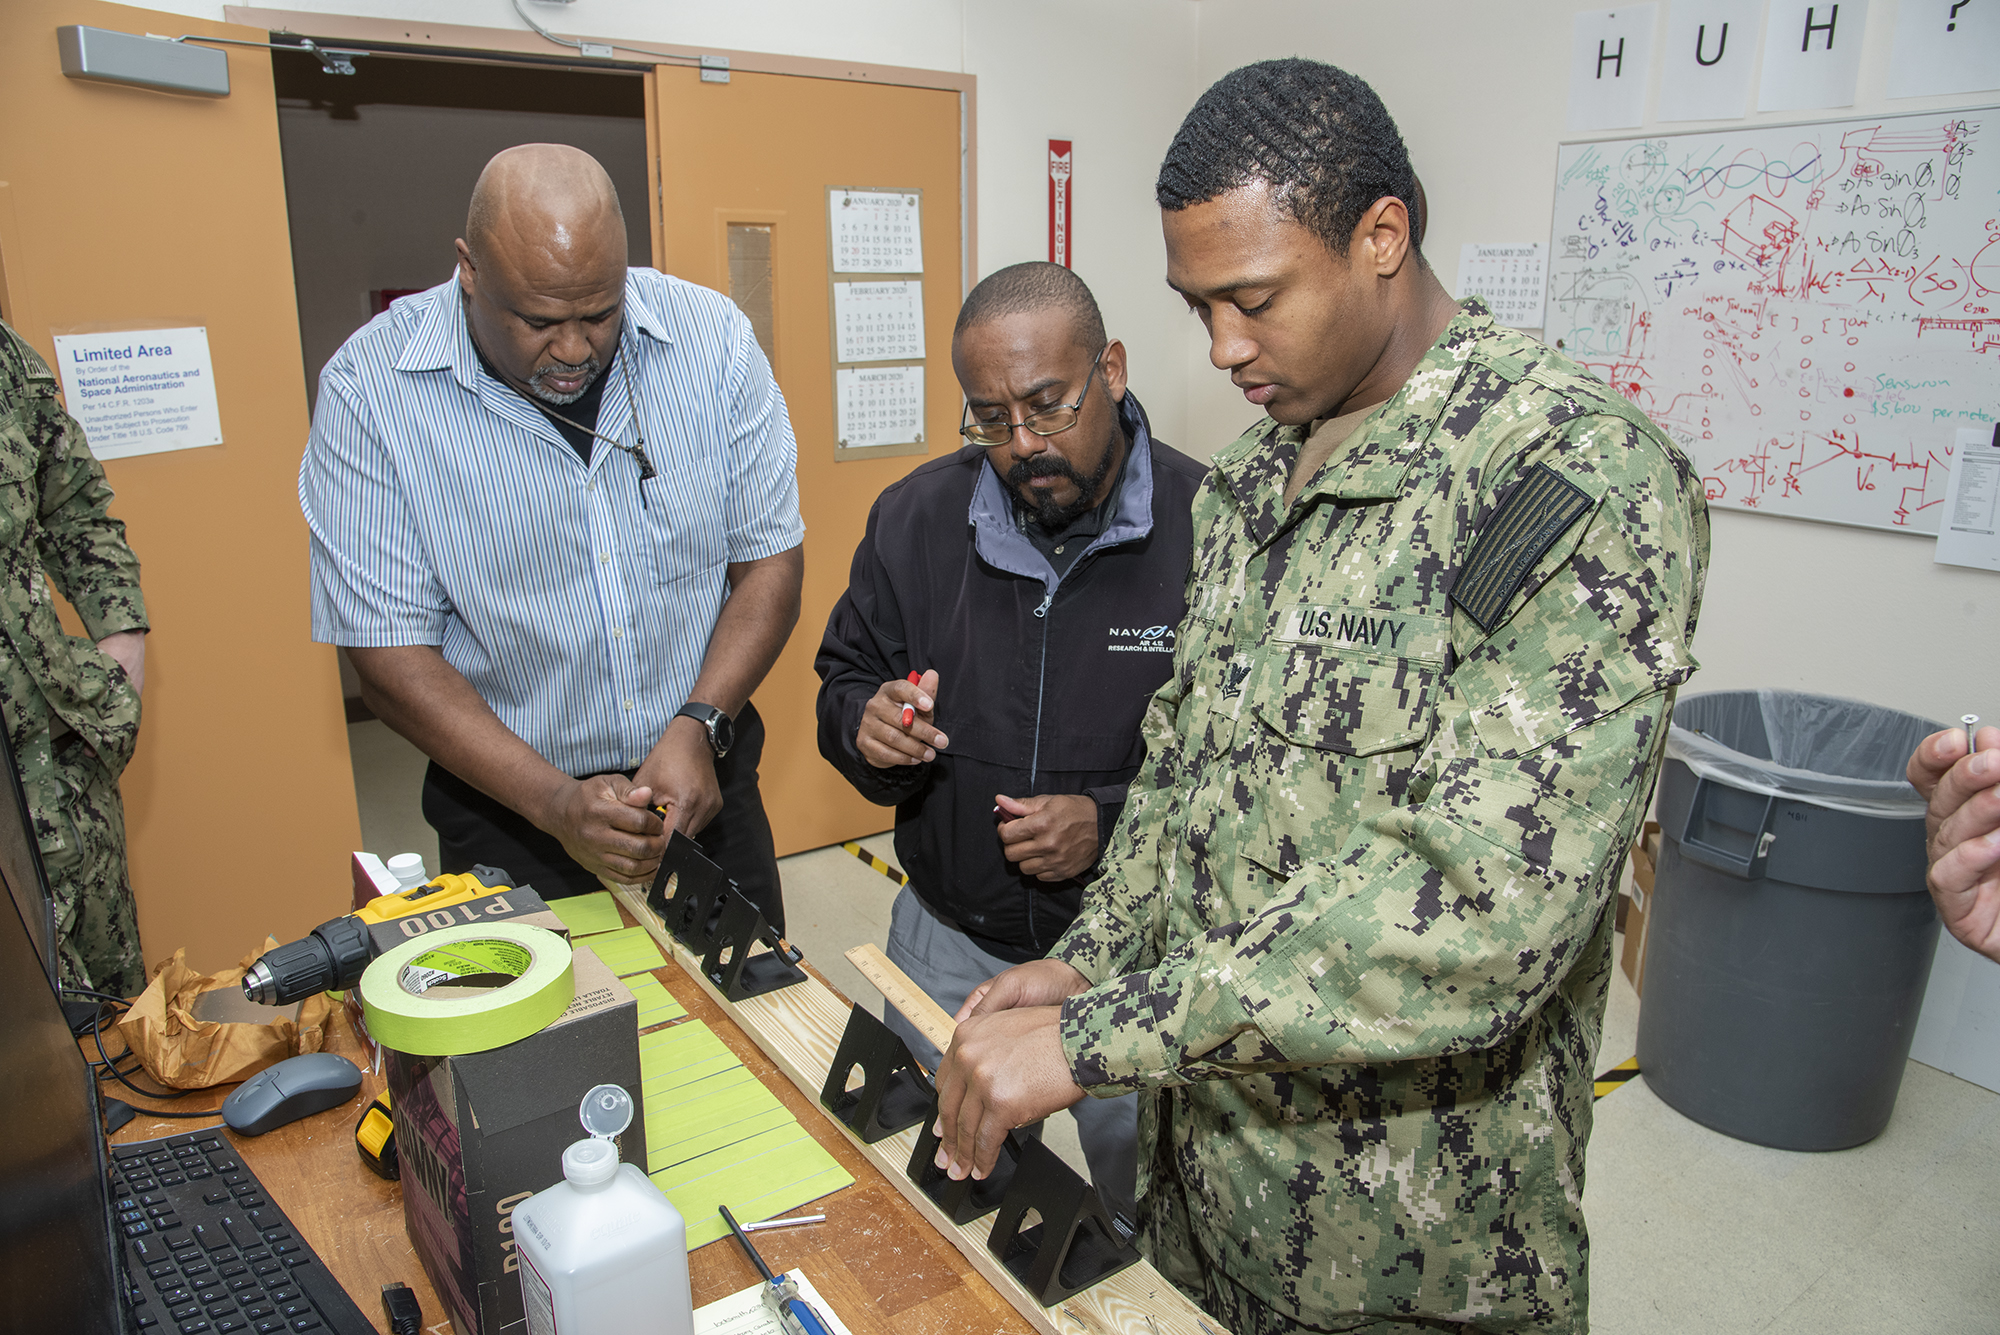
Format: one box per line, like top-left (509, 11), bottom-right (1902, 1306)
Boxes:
top-left (719, 1205), bottom-right (834, 1335)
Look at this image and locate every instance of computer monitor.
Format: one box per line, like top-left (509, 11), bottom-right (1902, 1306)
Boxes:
top-left (0, 724), bottom-right (57, 984)
top-left (0, 732), bottom-right (126, 1330)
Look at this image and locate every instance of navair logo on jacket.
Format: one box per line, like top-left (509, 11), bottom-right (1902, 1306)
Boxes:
top-left (1107, 625), bottom-right (1174, 653)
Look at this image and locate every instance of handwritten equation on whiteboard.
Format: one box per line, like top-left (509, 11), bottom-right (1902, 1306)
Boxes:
top-left (1545, 109), bottom-right (2000, 533)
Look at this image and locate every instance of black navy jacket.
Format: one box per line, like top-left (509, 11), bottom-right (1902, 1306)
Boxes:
top-left (815, 393), bottom-right (1206, 963)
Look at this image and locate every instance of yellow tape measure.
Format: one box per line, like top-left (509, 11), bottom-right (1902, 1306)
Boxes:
top-left (354, 1089), bottom-right (397, 1180)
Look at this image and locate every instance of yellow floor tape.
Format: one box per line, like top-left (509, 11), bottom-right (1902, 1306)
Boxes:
top-left (1593, 1056), bottom-right (1641, 1100)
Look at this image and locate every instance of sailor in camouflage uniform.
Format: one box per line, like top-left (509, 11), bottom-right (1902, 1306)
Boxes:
top-left (0, 319), bottom-right (149, 996)
top-left (932, 61), bottom-right (1708, 1333)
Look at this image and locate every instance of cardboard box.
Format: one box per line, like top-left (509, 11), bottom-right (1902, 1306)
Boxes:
top-left (388, 945), bottom-right (644, 1335)
top-left (1620, 821), bottom-right (1662, 995)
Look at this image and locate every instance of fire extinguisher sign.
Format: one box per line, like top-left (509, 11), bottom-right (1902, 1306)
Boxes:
top-left (1048, 140), bottom-right (1073, 268)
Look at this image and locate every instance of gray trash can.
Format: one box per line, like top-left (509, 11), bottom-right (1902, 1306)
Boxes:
top-left (1636, 690), bottom-right (1942, 1151)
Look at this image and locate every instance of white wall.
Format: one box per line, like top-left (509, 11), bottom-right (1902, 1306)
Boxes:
top-left (960, 1), bottom-right (1199, 444)
top-left (131, 0), bottom-right (1991, 727)
top-left (1192, 0), bottom-right (1994, 734)
top-left (142, 0), bottom-right (1203, 443)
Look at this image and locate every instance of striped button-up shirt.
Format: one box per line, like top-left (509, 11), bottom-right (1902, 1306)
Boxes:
top-left (300, 269), bottom-right (803, 777)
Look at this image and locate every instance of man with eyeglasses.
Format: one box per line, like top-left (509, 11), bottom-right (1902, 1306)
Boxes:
top-left (815, 261), bottom-right (1206, 1223)
top-left (301, 144), bottom-right (802, 921)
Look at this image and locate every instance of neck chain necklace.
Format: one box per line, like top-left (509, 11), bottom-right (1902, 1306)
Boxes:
top-left (478, 324), bottom-right (657, 506)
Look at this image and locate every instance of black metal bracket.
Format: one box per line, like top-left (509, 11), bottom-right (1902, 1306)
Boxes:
top-left (985, 1138), bottom-right (1141, 1306)
top-left (819, 1004), bottom-right (934, 1143)
top-left (649, 831), bottom-right (805, 1001)
top-left (907, 1107), bottom-right (1022, 1225)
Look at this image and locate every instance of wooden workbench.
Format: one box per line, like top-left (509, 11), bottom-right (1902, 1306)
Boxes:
top-left (105, 899), bottom-right (1035, 1335)
top-left (602, 880), bottom-right (1228, 1335)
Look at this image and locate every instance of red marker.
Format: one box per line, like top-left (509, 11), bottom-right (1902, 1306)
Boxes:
top-left (901, 670), bottom-right (922, 728)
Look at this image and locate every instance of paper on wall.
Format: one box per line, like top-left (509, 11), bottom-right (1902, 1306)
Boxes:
top-left (833, 280), bottom-right (925, 363)
top-left (1886, 0), bottom-right (2000, 99)
top-left (50, 326), bottom-right (224, 459)
top-left (829, 189), bottom-right (922, 274)
top-left (1656, 0), bottom-right (1761, 121)
top-left (1758, 0), bottom-right (1869, 111)
top-left (1934, 426), bottom-right (2000, 572)
top-left (1568, 6), bottom-right (1656, 132)
top-left (1456, 243), bottom-right (1547, 328)
top-left (836, 365), bottom-right (924, 450)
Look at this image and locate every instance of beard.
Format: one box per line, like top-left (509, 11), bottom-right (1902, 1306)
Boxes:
top-left (1008, 434), bottom-right (1119, 530)
top-left (527, 356), bottom-right (602, 405)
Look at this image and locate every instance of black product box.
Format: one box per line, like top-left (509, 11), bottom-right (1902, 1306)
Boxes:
top-left (387, 945), bottom-right (645, 1335)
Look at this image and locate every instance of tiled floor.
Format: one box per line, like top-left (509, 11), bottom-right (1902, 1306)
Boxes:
top-left (348, 720), bottom-right (2000, 1333)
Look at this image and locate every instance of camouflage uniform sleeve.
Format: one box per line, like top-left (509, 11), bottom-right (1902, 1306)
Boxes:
top-left (1057, 417), bottom-right (1707, 1091)
top-left (11, 331), bottom-right (146, 638)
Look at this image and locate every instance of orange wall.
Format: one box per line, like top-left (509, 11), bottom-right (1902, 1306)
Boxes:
top-left (653, 67), bottom-right (963, 856)
top-left (0, 0), bottom-right (363, 974)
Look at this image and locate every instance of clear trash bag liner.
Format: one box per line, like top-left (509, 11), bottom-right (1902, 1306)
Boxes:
top-left (1663, 689), bottom-right (1938, 820)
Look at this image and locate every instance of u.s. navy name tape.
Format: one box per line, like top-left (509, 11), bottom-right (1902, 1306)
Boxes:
top-left (358, 922), bottom-right (574, 1056)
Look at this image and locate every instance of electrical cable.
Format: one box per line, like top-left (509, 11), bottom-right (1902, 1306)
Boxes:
top-left (508, 0), bottom-right (704, 67)
top-left (59, 987), bottom-right (142, 1073)
top-left (62, 986), bottom-right (213, 1106)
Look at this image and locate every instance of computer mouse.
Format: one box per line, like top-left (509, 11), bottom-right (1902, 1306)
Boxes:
top-left (221, 1053), bottom-right (364, 1136)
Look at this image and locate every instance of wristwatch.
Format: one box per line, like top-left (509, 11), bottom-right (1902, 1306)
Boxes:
top-left (675, 702), bottom-right (734, 759)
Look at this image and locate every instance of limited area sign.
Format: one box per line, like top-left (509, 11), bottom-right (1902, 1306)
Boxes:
top-left (51, 325), bottom-right (224, 459)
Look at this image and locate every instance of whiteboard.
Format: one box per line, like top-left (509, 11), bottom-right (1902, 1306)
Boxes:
top-left (1545, 109), bottom-right (1999, 533)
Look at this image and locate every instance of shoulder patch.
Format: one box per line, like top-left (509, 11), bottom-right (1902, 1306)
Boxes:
top-left (1449, 462), bottom-right (1593, 633)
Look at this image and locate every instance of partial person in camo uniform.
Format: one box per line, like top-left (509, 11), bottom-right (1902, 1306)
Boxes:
top-left (930, 61), bottom-right (1710, 1333)
top-left (0, 318), bottom-right (148, 996)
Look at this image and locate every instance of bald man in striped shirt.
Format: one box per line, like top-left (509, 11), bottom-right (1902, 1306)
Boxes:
top-left (301, 144), bottom-right (803, 921)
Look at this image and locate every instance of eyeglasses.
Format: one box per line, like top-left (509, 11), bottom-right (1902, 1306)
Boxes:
top-left (958, 344), bottom-right (1108, 446)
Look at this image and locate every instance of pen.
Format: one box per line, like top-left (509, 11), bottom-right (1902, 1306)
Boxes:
top-left (740, 1213), bottom-right (825, 1232)
top-left (901, 669), bottom-right (922, 728)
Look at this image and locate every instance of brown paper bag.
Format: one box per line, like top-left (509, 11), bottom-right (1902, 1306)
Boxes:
top-left (118, 938), bottom-right (335, 1090)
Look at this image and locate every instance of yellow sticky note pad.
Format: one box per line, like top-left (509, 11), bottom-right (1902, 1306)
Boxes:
top-left (549, 891), bottom-right (623, 937)
top-left (650, 1122), bottom-right (852, 1250)
top-left (636, 1018), bottom-right (852, 1241)
top-left (623, 971), bottom-right (687, 1030)
top-left (585, 925), bottom-right (667, 977)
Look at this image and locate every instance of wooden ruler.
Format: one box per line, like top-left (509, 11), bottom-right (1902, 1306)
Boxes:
top-left (843, 943), bottom-right (954, 1055)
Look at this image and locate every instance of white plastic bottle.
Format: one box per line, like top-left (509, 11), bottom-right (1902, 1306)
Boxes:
top-left (385, 852), bottom-right (429, 890)
top-left (513, 1086), bottom-right (692, 1335)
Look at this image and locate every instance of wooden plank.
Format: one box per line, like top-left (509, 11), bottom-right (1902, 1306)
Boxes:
top-left (606, 880), bottom-right (1232, 1335)
top-left (844, 943), bottom-right (954, 1055)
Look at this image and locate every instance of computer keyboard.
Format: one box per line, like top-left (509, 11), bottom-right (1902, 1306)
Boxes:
top-left (110, 1130), bottom-right (375, 1335)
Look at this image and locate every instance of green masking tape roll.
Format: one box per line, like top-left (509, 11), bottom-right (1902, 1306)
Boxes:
top-left (358, 922), bottom-right (574, 1056)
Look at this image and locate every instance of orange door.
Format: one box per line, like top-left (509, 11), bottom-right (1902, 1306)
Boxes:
top-left (651, 67), bottom-right (964, 855)
top-left (0, 0), bottom-right (362, 969)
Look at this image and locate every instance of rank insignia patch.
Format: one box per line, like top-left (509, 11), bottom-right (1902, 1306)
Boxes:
top-left (1449, 462), bottom-right (1593, 633)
